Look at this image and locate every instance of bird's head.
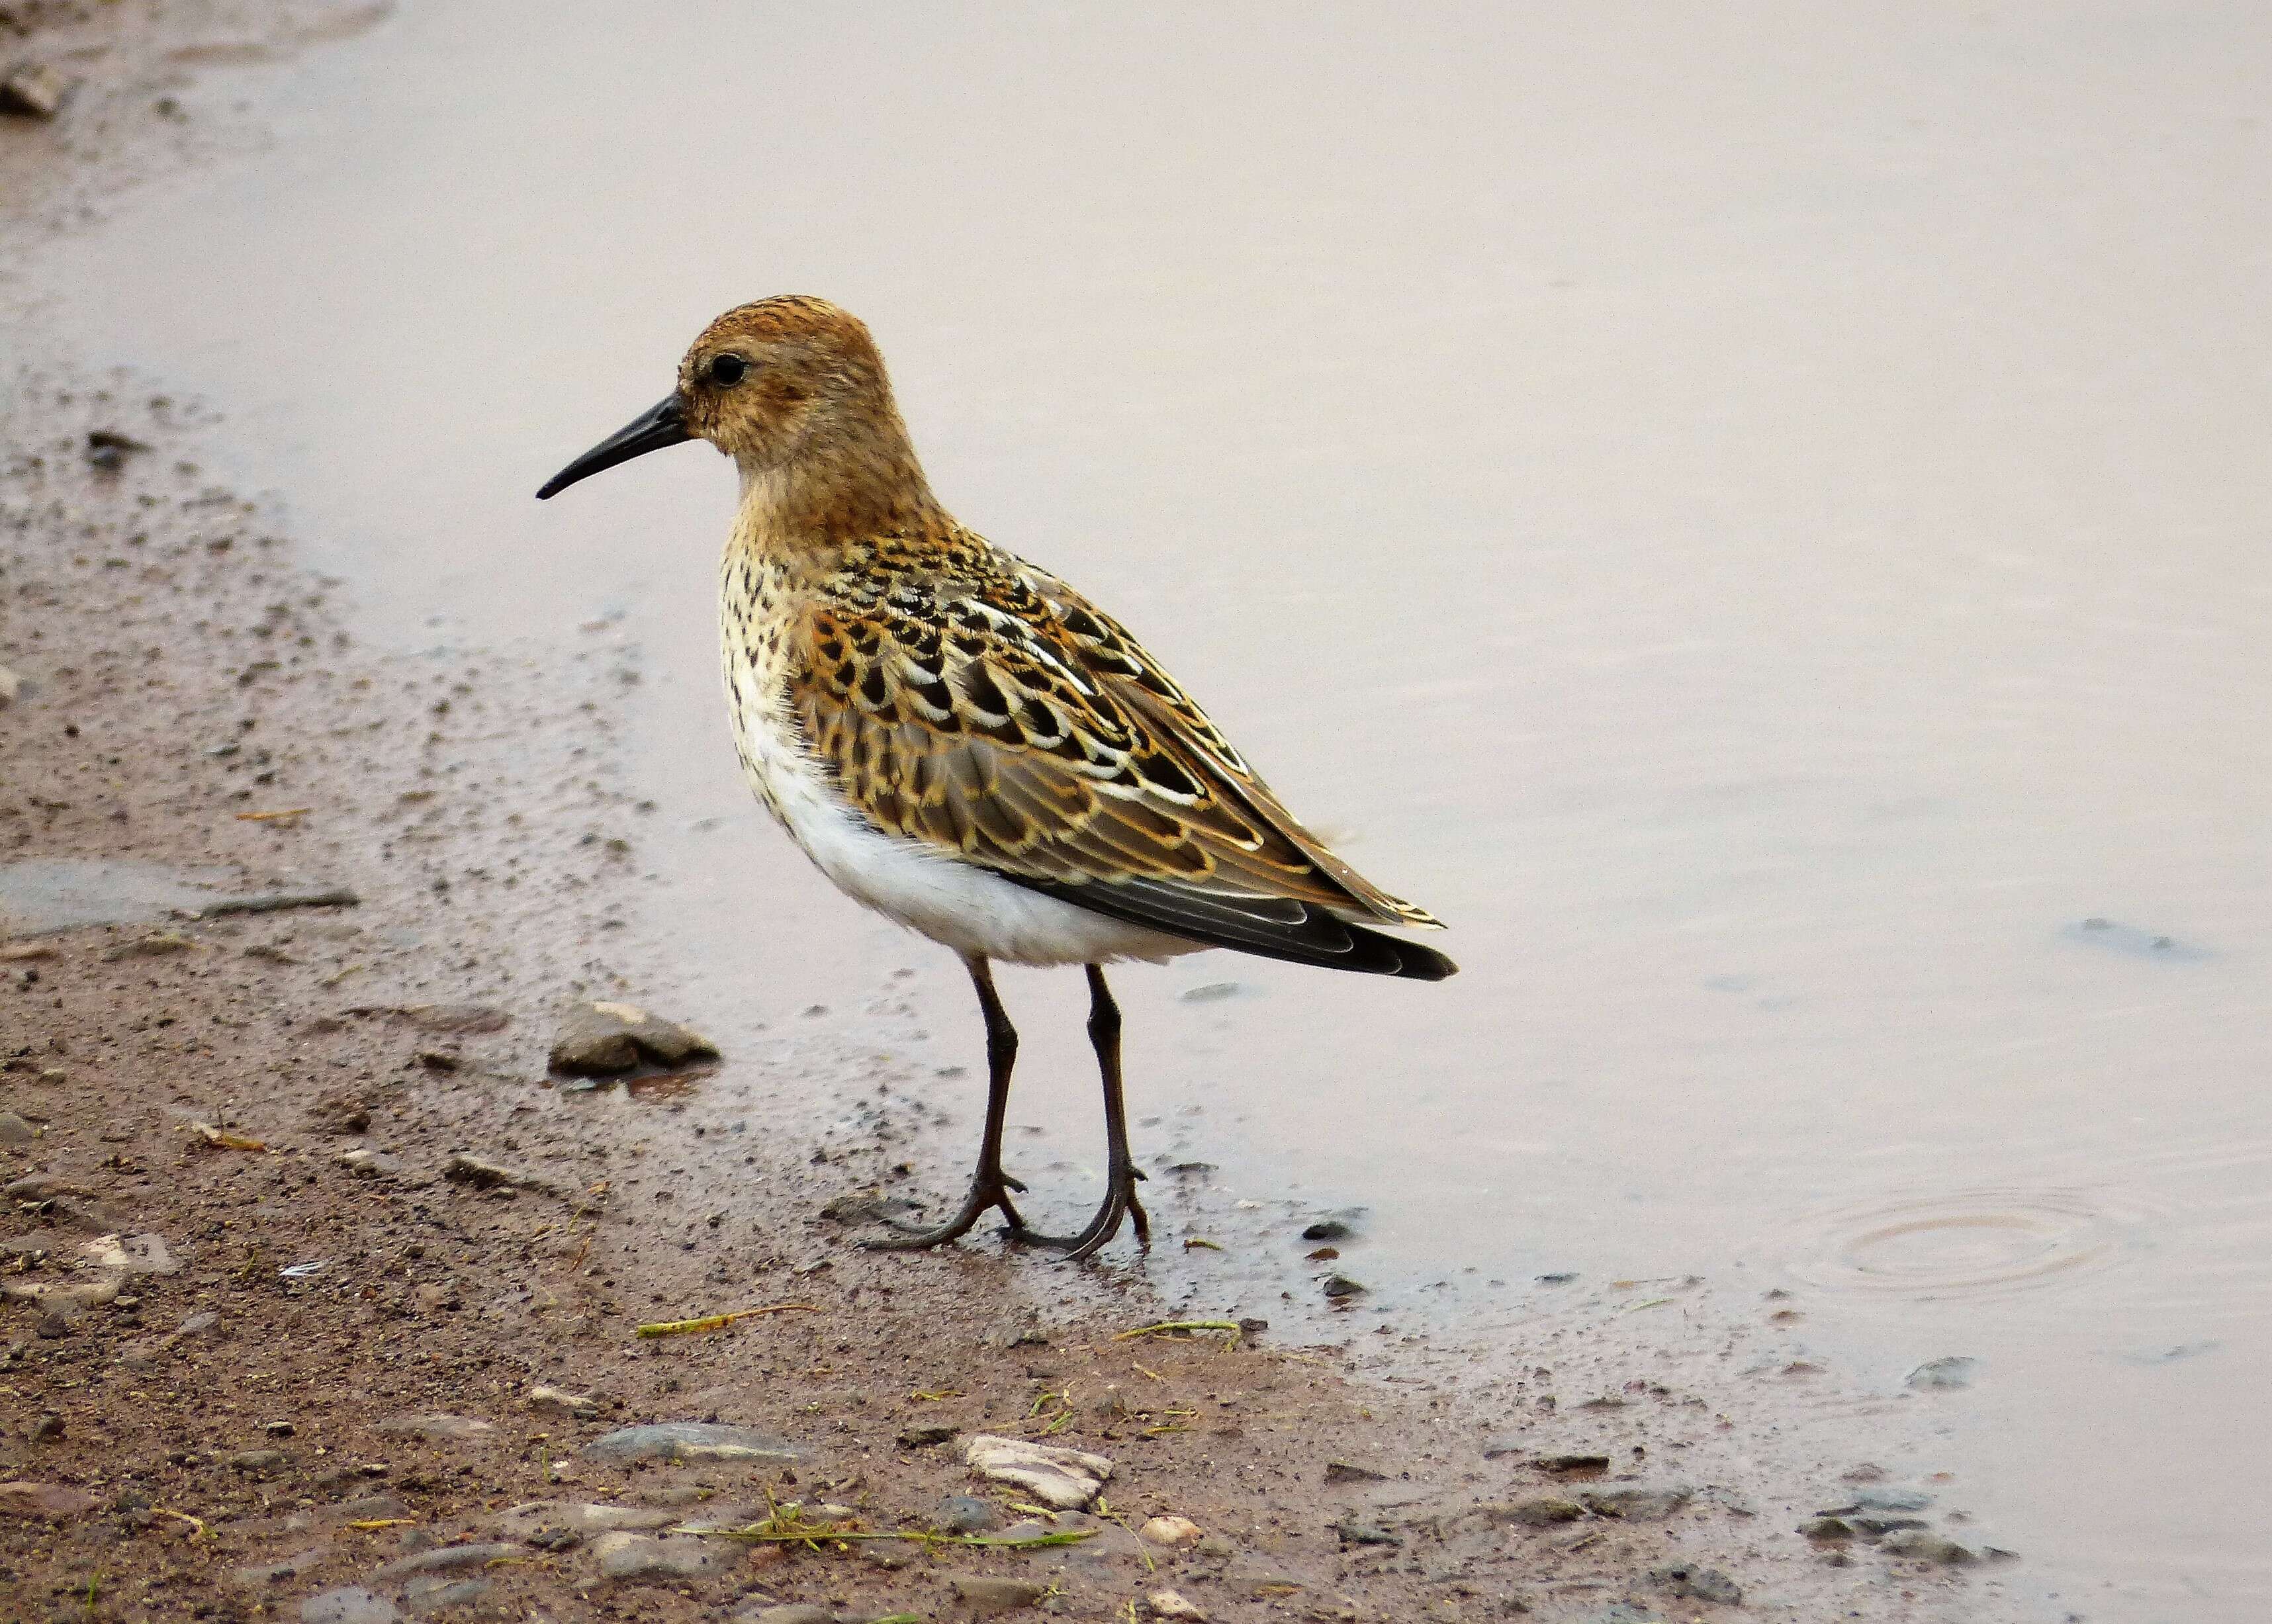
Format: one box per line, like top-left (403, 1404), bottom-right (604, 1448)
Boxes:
top-left (537, 296), bottom-right (927, 521)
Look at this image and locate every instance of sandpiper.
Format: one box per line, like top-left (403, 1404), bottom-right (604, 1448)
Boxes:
top-left (538, 296), bottom-right (1454, 1260)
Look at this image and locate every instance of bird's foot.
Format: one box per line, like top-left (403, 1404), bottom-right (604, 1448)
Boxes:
top-left (860, 1171), bottom-right (1028, 1251)
top-left (1004, 1165), bottom-right (1150, 1262)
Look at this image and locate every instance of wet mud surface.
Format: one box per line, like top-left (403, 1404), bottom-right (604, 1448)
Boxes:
top-left (0, 5), bottom-right (2163, 1621)
top-left (0, 361), bottom-right (2023, 1624)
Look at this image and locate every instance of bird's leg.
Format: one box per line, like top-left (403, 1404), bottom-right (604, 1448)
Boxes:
top-left (864, 955), bottom-right (1030, 1250)
top-left (1005, 964), bottom-right (1151, 1261)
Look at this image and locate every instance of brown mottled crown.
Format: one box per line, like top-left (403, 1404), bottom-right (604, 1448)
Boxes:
top-left (679, 296), bottom-right (934, 535)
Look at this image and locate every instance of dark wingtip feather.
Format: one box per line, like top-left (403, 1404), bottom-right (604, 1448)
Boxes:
top-left (1378, 932), bottom-right (1459, 981)
top-left (1006, 872), bottom-right (1458, 980)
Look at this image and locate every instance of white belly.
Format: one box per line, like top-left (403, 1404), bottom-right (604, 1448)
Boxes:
top-left (721, 633), bottom-right (1201, 970)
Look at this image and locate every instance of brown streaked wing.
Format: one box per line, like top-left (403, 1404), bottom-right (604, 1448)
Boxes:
top-left (1017, 563), bottom-right (1445, 931)
top-left (782, 566), bottom-right (1441, 940)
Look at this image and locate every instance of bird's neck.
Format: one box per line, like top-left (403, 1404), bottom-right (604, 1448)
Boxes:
top-left (732, 417), bottom-right (942, 566)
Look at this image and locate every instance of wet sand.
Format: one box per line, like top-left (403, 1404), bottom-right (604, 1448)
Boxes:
top-left (5, 4), bottom-right (2249, 1621)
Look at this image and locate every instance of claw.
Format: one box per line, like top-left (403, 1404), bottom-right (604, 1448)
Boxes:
top-left (859, 1175), bottom-right (1026, 1251)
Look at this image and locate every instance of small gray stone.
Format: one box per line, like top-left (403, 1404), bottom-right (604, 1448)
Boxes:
top-left (399, 1003), bottom-right (509, 1034)
top-left (1576, 1608), bottom-right (1666, 1624)
top-left (1880, 1528), bottom-right (1979, 1564)
top-left (371, 1543), bottom-right (524, 1582)
top-left (1850, 1486), bottom-right (1934, 1513)
top-left (1649, 1562), bottom-right (1742, 1603)
top-left (739, 1608), bottom-right (835, 1624)
top-left (376, 1414), bottom-right (494, 1444)
top-left (229, 1447), bottom-right (292, 1477)
top-left (495, 1500), bottom-right (677, 1539)
top-left (301, 1590), bottom-right (402, 1624)
top-left (1334, 1520), bottom-right (1401, 1546)
top-left (231, 1545), bottom-right (328, 1586)
top-left (897, 1422), bottom-right (956, 1448)
top-left (591, 1530), bottom-right (726, 1580)
top-left (402, 1576), bottom-right (491, 1615)
top-left (1906, 1355), bottom-right (1980, 1391)
top-left (932, 1494), bottom-right (1000, 1533)
top-left (0, 1110), bottom-right (38, 1144)
top-left (950, 1575), bottom-right (1050, 1616)
top-left (441, 1154), bottom-right (553, 1195)
top-left (582, 1421), bottom-right (802, 1466)
top-left (1469, 1496), bottom-right (1583, 1527)
top-left (1580, 1483), bottom-right (1692, 1521)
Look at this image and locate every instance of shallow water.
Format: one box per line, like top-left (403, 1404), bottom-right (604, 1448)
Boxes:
top-left (16, 3), bottom-right (2272, 1614)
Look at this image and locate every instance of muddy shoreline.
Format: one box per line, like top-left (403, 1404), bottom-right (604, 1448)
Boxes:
top-left (2, 8), bottom-right (2042, 1623)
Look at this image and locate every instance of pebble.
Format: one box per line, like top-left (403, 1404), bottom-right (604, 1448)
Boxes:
top-left (1580, 1484), bottom-right (1692, 1521)
top-left (1537, 1453), bottom-right (1610, 1475)
top-left (377, 1414), bottom-right (495, 1444)
top-left (402, 1576), bottom-right (492, 1615)
top-left (400, 1003), bottom-right (510, 1034)
top-left (1906, 1355), bottom-right (1980, 1391)
top-left (441, 1153), bottom-right (553, 1195)
top-left (1845, 1486), bottom-right (1934, 1513)
top-left (371, 1543), bottom-right (525, 1582)
top-left (1147, 1591), bottom-right (1209, 1621)
top-left (1140, 1513), bottom-right (1203, 1548)
top-left (336, 1148), bottom-right (403, 1179)
top-left (964, 1433), bottom-right (1112, 1510)
top-left (0, 1110), bottom-right (38, 1143)
top-left (1301, 1220), bottom-right (1353, 1242)
top-left (932, 1494), bottom-right (1000, 1533)
top-left (739, 1607), bottom-right (834, 1624)
top-left (1880, 1528), bottom-right (1980, 1565)
top-left (1322, 1461), bottom-right (1385, 1484)
top-left (590, 1530), bottom-right (726, 1580)
top-left (1469, 1496), bottom-right (1584, 1527)
top-left (302, 1588), bottom-right (402, 1624)
top-left (229, 1448), bottom-right (291, 1477)
top-left (231, 1545), bottom-right (330, 1586)
top-left (0, 62), bottom-right (69, 119)
top-left (1334, 1519), bottom-right (1400, 1546)
top-left (549, 999), bottom-right (719, 1075)
top-left (896, 1422), bottom-right (956, 1448)
top-left (0, 1480), bottom-right (99, 1519)
top-left (525, 1384), bottom-right (602, 1420)
top-left (1649, 1562), bottom-right (1742, 1603)
top-left (1320, 1273), bottom-right (1367, 1299)
top-left (582, 1421), bottom-right (803, 1466)
top-left (950, 1575), bottom-right (1050, 1617)
top-left (496, 1500), bottom-right (679, 1538)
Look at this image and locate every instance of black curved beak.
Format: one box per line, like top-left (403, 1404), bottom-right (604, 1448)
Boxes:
top-left (535, 394), bottom-right (692, 499)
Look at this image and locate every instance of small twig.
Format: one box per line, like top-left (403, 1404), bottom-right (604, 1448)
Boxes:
top-left (234, 808), bottom-right (312, 823)
top-left (190, 885), bottom-right (358, 919)
top-left (345, 1517), bottom-right (416, 1531)
top-left (1113, 1319), bottom-right (1242, 1343)
top-left (187, 1122), bottom-right (268, 1153)
top-left (636, 1302), bottom-right (821, 1337)
top-left (152, 1508), bottom-right (207, 1539)
top-left (689, 1523), bottom-right (1099, 1551)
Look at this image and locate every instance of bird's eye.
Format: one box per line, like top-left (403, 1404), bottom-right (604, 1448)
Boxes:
top-left (707, 353), bottom-right (747, 387)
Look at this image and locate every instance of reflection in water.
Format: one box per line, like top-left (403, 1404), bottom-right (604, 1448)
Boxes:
top-left (16, 3), bottom-right (2272, 1615)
